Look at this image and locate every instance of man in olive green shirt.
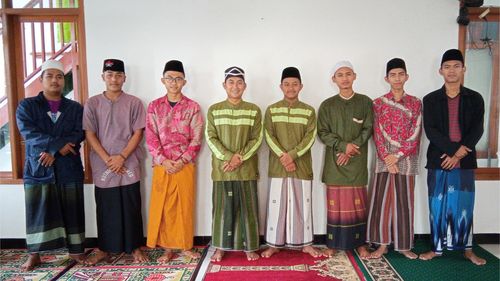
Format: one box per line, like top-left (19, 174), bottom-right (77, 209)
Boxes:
top-left (205, 66), bottom-right (263, 262)
top-left (317, 61), bottom-right (373, 258)
top-left (261, 67), bottom-right (321, 258)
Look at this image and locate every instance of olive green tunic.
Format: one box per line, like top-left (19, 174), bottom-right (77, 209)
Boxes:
top-left (317, 93), bottom-right (373, 186)
top-left (264, 99), bottom-right (316, 180)
top-left (205, 100), bottom-right (263, 181)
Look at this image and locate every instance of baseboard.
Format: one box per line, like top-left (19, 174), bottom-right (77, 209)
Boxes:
top-left (2, 233), bottom-right (498, 249)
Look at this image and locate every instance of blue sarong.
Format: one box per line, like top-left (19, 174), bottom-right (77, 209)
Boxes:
top-left (427, 169), bottom-right (474, 253)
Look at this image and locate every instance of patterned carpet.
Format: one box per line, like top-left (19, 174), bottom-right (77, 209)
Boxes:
top-left (0, 247), bottom-right (205, 281)
top-left (355, 241), bottom-right (500, 281)
top-left (201, 247), bottom-right (365, 281)
top-left (2, 243), bottom-right (498, 281)
top-left (0, 249), bottom-right (75, 281)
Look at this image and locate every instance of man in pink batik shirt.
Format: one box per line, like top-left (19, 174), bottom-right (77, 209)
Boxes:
top-left (146, 60), bottom-right (204, 263)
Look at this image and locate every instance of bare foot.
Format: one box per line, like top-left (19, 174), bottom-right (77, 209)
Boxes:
top-left (323, 248), bottom-right (336, 257)
top-left (157, 249), bottom-right (174, 263)
top-left (210, 249), bottom-right (224, 262)
top-left (398, 250), bottom-right (418, 259)
top-left (261, 247), bottom-right (280, 258)
top-left (132, 248), bottom-right (149, 263)
top-left (302, 245), bottom-right (322, 258)
top-left (357, 245), bottom-right (371, 259)
top-left (21, 253), bottom-right (41, 271)
top-left (246, 251), bottom-right (260, 261)
top-left (464, 250), bottom-right (486, 265)
top-left (368, 245), bottom-right (387, 259)
top-left (418, 251), bottom-right (440, 261)
top-left (84, 249), bottom-right (109, 266)
top-left (69, 253), bottom-right (87, 264)
top-left (182, 249), bottom-right (201, 259)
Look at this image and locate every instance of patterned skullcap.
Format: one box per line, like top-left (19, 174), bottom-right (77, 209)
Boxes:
top-left (224, 66), bottom-right (245, 81)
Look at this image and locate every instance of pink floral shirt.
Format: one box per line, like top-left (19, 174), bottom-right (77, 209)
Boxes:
top-left (373, 92), bottom-right (422, 175)
top-left (146, 95), bottom-right (204, 166)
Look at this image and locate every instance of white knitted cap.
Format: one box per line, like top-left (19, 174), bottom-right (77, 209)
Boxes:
top-left (41, 60), bottom-right (64, 73)
top-left (331, 60), bottom-right (354, 76)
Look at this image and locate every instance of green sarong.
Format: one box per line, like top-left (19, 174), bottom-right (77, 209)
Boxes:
top-left (24, 182), bottom-right (85, 254)
top-left (211, 180), bottom-right (259, 251)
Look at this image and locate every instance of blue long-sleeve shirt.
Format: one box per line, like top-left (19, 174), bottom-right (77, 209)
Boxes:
top-left (16, 92), bottom-right (84, 184)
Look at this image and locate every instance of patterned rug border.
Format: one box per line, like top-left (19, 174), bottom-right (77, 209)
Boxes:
top-left (191, 245), bottom-right (209, 280)
top-left (354, 249), bottom-right (404, 281)
top-left (346, 250), bottom-right (369, 281)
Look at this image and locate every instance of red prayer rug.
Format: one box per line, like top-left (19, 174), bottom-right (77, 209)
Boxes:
top-left (203, 248), bottom-right (365, 281)
top-left (57, 247), bottom-right (205, 281)
top-left (0, 249), bottom-right (74, 281)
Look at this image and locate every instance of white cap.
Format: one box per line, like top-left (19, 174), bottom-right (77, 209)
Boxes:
top-left (331, 60), bottom-right (354, 76)
top-left (41, 60), bottom-right (64, 73)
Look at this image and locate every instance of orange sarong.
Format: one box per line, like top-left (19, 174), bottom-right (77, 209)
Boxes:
top-left (147, 164), bottom-right (195, 250)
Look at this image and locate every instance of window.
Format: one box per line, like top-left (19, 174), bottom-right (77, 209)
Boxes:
top-left (0, 0), bottom-right (89, 183)
top-left (459, 6), bottom-right (500, 180)
top-left (12, 0), bottom-right (79, 9)
top-left (0, 17), bottom-right (10, 173)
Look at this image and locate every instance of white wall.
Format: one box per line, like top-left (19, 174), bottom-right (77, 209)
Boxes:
top-left (484, 0), bottom-right (500, 6)
top-left (1, 0), bottom-right (499, 239)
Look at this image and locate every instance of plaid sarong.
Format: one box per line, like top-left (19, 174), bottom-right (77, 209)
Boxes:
top-left (24, 182), bottom-right (85, 254)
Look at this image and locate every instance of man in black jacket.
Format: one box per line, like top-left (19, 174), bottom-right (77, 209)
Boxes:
top-left (419, 49), bottom-right (486, 265)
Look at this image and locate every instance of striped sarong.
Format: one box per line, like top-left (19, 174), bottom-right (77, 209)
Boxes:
top-left (366, 173), bottom-right (415, 251)
top-left (95, 181), bottom-right (144, 254)
top-left (24, 182), bottom-right (85, 254)
top-left (147, 164), bottom-right (196, 250)
top-left (211, 180), bottom-right (259, 252)
top-left (264, 177), bottom-right (313, 248)
top-left (427, 168), bottom-right (475, 253)
top-left (326, 185), bottom-right (367, 250)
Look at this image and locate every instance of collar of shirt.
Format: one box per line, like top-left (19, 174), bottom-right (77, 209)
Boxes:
top-left (386, 91), bottom-right (407, 104)
top-left (280, 98), bottom-right (301, 107)
top-left (437, 85), bottom-right (472, 100)
top-left (102, 91), bottom-right (125, 103)
top-left (339, 92), bottom-right (355, 100)
top-left (160, 94), bottom-right (186, 108)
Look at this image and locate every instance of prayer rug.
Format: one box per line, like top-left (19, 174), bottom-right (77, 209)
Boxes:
top-left (58, 247), bottom-right (205, 281)
top-left (0, 249), bottom-right (74, 281)
top-left (202, 248), bottom-right (365, 281)
top-left (356, 240), bottom-right (499, 281)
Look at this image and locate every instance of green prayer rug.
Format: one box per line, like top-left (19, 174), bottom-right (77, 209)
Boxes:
top-left (356, 240), bottom-right (499, 281)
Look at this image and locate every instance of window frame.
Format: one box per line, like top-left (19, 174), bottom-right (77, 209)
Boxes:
top-left (459, 6), bottom-right (500, 181)
top-left (0, 0), bottom-right (91, 184)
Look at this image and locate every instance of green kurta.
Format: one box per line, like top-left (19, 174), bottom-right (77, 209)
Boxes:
top-left (317, 93), bottom-right (373, 186)
top-left (205, 100), bottom-right (263, 181)
top-left (264, 99), bottom-right (316, 180)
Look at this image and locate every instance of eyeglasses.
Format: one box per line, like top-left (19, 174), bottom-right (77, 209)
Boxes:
top-left (163, 76), bottom-right (184, 83)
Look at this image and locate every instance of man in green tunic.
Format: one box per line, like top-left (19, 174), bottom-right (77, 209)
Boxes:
top-left (261, 67), bottom-right (321, 258)
top-left (317, 61), bottom-right (373, 258)
top-left (205, 66), bottom-right (263, 262)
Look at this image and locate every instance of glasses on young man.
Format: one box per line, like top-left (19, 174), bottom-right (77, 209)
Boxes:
top-left (164, 76), bottom-right (184, 83)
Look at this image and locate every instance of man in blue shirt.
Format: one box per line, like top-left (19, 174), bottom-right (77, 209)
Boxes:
top-left (16, 60), bottom-right (86, 271)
